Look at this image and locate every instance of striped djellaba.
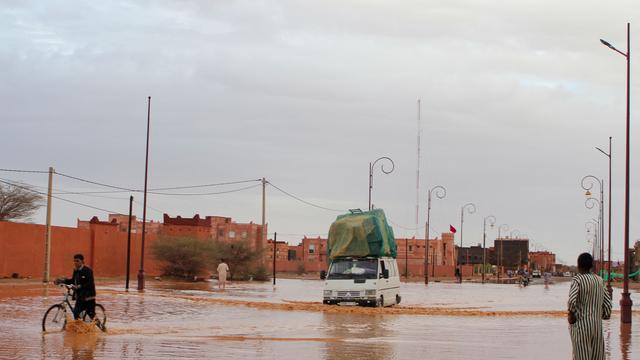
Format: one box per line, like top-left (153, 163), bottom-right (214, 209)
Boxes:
top-left (568, 272), bottom-right (612, 360)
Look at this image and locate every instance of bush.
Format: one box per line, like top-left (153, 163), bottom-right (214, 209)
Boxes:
top-left (296, 263), bottom-right (305, 275)
top-left (212, 239), bottom-right (264, 281)
top-left (252, 265), bottom-right (270, 281)
top-left (151, 237), bottom-right (216, 279)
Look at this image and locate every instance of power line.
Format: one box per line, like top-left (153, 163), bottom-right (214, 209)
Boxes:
top-left (150, 179), bottom-right (262, 191)
top-left (387, 218), bottom-right (441, 235)
top-left (0, 168), bottom-right (49, 174)
top-left (267, 181), bottom-right (345, 212)
top-left (146, 183), bottom-right (262, 196)
top-left (54, 171), bottom-right (135, 191)
top-left (0, 179), bottom-right (126, 215)
top-left (53, 171), bottom-right (262, 195)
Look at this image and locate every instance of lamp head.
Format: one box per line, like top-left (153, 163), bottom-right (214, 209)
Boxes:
top-left (585, 190), bottom-right (592, 196)
top-left (600, 39), bottom-right (613, 48)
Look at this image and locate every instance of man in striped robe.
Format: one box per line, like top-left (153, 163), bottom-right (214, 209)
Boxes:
top-left (568, 253), bottom-right (612, 360)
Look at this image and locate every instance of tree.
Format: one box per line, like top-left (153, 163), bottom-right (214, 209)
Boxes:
top-left (211, 239), bottom-right (266, 280)
top-left (0, 182), bottom-right (44, 221)
top-left (151, 236), bottom-right (216, 279)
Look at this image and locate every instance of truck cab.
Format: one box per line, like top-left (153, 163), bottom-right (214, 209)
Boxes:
top-left (322, 256), bottom-right (401, 307)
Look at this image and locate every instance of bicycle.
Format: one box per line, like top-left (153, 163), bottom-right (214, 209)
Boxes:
top-left (42, 284), bottom-right (107, 332)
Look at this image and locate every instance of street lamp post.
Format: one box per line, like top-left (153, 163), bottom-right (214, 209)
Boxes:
top-left (368, 157), bottom-right (395, 211)
top-left (458, 203), bottom-right (476, 283)
top-left (497, 224), bottom-right (509, 282)
top-left (600, 22), bottom-right (632, 324)
top-left (137, 96), bottom-right (151, 291)
top-left (482, 215), bottom-right (496, 284)
top-left (586, 220), bottom-right (599, 260)
top-left (582, 175), bottom-right (604, 275)
top-left (596, 137), bottom-right (613, 295)
top-left (425, 185), bottom-right (446, 285)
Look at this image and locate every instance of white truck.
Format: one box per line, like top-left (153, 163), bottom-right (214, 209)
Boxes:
top-left (322, 256), bottom-right (401, 307)
top-left (321, 209), bottom-right (400, 307)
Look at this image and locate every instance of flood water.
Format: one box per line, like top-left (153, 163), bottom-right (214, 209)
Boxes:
top-left (1, 278), bottom-right (638, 359)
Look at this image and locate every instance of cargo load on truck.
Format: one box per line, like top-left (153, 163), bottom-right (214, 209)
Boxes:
top-left (327, 209), bottom-right (397, 259)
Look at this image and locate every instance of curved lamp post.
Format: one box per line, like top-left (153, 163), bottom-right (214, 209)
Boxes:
top-left (368, 157), bottom-right (395, 211)
top-left (596, 137), bottom-right (613, 295)
top-left (482, 215), bottom-right (496, 284)
top-left (582, 175), bottom-right (604, 275)
top-left (458, 203), bottom-right (476, 283)
top-left (510, 229), bottom-right (521, 239)
top-left (497, 224), bottom-right (509, 281)
top-left (600, 23), bottom-right (632, 323)
top-left (425, 185), bottom-right (446, 285)
top-left (586, 219), bottom-right (600, 270)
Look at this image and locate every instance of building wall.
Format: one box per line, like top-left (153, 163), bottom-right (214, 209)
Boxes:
top-left (494, 238), bottom-right (529, 270)
top-left (0, 220), bottom-right (163, 279)
top-left (529, 251), bottom-right (557, 272)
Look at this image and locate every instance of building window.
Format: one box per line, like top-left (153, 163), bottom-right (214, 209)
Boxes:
top-left (218, 229), bottom-right (224, 237)
top-left (309, 244), bottom-right (315, 254)
top-left (409, 245), bottom-right (413, 252)
top-left (241, 232), bottom-right (247, 239)
top-left (228, 231), bottom-right (235, 238)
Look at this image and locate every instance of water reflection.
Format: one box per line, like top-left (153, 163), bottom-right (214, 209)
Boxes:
top-left (63, 332), bottom-right (103, 360)
top-left (620, 323), bottom-right (632, 360)
top-left (322, 312), bottom-right (396, 360)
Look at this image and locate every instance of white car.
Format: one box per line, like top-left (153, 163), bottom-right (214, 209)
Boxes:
top-left (322, 256), bottom-right (401, 307)
top-left (532, 270), bottom-right (542, 278)
top-left (564, 271), bottom-right (572, 277)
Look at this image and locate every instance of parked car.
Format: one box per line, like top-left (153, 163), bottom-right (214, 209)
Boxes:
top-left (563, 271), bottom-right (572, 277)
top-left (532, 270), bottom-right (542, 278)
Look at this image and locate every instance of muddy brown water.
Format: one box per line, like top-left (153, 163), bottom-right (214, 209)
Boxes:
top-left (0, 278), bottom-right (638, 359)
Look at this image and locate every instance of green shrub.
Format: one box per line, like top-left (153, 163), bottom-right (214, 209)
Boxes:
top-left (212, 239), bottom-right (264, 281)
top-left (252, 265), bottom-right (270, 281)
top-left (151, 236), bottom-right (215, 279)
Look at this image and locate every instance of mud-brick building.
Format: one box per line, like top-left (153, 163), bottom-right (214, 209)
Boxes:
top-left (494, 237), bottom-right (529, 270)
top-left (529, 251), bottom-right (556, 272)
top-left (396, 233), bottom-right (456, 277)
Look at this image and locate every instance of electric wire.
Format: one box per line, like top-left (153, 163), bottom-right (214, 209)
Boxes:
top-left (0, 179), bottom-right (126, 215)
top-left (0, 168), bottom-right (49, 174)
top-left (267, 181), bottom-right (345, 212)
top-left (52, 171), bottom-right (262, 195)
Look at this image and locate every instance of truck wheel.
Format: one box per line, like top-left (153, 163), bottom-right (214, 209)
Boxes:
top-left (376, 295), bottom-right (384, 308)
top-left (395, 294), bottom-right (401, 305)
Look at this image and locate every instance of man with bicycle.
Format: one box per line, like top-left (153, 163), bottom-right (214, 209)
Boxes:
top-left (54, 254), bottom-right (96, 320)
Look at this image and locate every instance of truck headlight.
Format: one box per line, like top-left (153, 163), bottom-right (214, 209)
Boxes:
top-left (323, 290), bottom-right (333, 297)
top-left (365, 290), bottom-right (376, 296)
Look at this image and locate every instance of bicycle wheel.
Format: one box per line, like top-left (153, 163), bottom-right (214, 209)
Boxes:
top-left (82, 304), bottom-right (107, 331)
top-left (42, 304), bottom-right (67, 332)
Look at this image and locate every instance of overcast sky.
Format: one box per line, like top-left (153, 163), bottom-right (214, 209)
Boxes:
top-left (2, 0), bottom-right (640, 264)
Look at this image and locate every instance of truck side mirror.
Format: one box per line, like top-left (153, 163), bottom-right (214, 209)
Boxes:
top-left (320, 270), bottom-right (327, 280)
top-left (383, 269), bottom-right (389, 279)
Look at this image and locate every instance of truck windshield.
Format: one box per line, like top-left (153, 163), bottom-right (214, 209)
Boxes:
top-left (327, 259), bottom-right (378, 280)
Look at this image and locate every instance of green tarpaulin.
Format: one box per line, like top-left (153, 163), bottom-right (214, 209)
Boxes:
top-left (327, 209), bottom-right (397, 259)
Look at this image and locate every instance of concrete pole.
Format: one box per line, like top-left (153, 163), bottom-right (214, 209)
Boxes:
top-left (262, 177), bottom-right (266, 254)
top-left (43, 167), bottom-right (53, 283)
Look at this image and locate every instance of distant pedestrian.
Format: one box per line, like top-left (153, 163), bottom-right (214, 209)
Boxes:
top-left (568, 253), bottom-right (611, 360)
top-left (455, 267), bottom-right (461, 283)
top-left (217, 259), bottom-right (230, 290)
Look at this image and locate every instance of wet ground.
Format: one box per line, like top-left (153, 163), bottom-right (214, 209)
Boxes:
top-left (1, 278), bottom-right (639, 359)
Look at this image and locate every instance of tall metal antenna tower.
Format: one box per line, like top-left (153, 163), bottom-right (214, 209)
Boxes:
top-left (415, 99), bottom-right (421, 238)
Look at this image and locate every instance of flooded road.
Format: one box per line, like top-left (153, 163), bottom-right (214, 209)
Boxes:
top-left (1, 278), bottom-right (638, 359)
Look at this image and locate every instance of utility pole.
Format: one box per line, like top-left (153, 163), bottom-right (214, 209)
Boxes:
top-left (262, 177), bottom-right (266, 255)
top-left (43, 166), bottom-right (53, 283)
top-left (126, 195), bottom-right (133, 291)
top-left (137, 96), bottom-right (151, 291)
top-left (273, 232), bottom-right (277, 285)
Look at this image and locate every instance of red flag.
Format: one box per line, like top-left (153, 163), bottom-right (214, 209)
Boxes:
top-left (450, 225), bottom-right (457, 234)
